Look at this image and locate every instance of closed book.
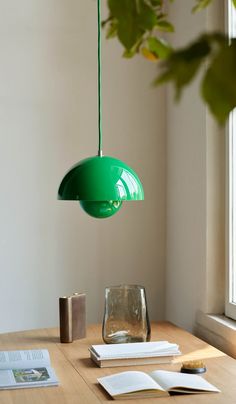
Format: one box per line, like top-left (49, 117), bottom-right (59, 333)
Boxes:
top-left (59, 293), bottom-right (86, 343)
top-left (89, 341), bottom-right (181, 368)
top-left (90, 352), bottom-right (175, 368)
top-left (59, 297), bottom-right (72, 343)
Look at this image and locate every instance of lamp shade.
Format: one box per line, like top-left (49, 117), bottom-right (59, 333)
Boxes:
top-left (58, 156), bottom-right (144, 202)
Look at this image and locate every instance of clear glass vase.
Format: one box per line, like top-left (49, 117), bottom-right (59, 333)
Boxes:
top-left (102, 285), bottom-right (151, 344)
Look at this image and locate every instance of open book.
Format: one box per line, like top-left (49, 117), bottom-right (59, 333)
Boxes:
top-left (98, 370), bottom-right (220, 400)
top-left (0, 349), bottom-right (58, 390)
top-left (90, 341), bottom-right (181, 368)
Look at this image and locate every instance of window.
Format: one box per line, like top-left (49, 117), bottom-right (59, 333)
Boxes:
top-left (225, 0), bottom-right (236, 320)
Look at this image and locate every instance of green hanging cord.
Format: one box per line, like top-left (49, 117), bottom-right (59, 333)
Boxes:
top-left (97, 0), bottom-right (103, 157)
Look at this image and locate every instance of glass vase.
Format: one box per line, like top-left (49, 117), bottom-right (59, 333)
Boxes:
top-left (102, 285), bottom-right (151, 344)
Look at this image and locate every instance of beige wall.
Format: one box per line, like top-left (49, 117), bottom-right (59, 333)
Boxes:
top-left (165, 0), bottom-right (225, 331)
top-left (0, 1), bottom-right (166, 332)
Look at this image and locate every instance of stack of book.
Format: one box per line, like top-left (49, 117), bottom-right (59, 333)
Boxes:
top-left (89, 341), bottom-right (181, 368)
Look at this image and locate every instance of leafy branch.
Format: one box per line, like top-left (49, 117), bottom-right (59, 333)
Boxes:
top-left (104, 0), bottom-right (174, 59)
top-left (157, 34), bottom-right (236, 124)
top-left (104, 0), bottom-right (236, 124)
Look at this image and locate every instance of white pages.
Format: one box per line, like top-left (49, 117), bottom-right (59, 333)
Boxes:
top-left (0, 349), bottom-right (58, 390)
top-left (98, 370), bottom-right (220, 399)
top-left (98, 370), bottom-right (165, 397)
top-left (90, 341), bottom-right (181, 360)
top-left (150, 370), bottom-right (220, 393)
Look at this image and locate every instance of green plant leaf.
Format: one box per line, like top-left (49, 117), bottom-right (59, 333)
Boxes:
top-left (154, 33), bottom-right (236, 123)
top-left (156, 13), bottom-right (167, 20)
top-left (123, 48), bottom-right (137, 58)
top-left (117, 15), bottom-right (143, 50)
top-left (137, 2), bottom-right (157, 31)
top-left (122, 37), bottom-right (143, 58)
top-left (155, 35), bottom-right (211, 98)
top-left (107, 0), bottom-right (159, 50)
top-left (106, 20), bottom-right (118, 38)
top-left (108, 0), bottom-right (136, 18)
top-left (155, 20), bottom-right (174, 32)
top-left (102, 15), bottom-right (112, 28)
top-left (192, 0), bottom-right (213, 13)
top-left (202, 39), bottom-right (236, 124)
top-left (148, 0), bottom-right (163, 7)
top-left (147, 37), bottom-right (172, 59)
top-left (105, 1), bottom-right (235, 123)
top-left (108, 0), bottom-right (141, 50)
top-left (106, 0), bottom-right (174, 53)
top-left (141, 47), bottom-right (158, 60)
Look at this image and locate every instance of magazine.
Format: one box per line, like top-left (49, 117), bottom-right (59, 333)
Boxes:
top-left (0, 349), bottom-right (58, 390)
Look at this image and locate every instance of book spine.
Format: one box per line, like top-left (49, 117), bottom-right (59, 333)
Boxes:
top-left (71, 293), bottom-right (86, 340)
top-left (59, 297), bottom-right (73, 343)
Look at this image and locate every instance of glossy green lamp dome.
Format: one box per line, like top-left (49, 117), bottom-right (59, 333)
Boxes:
top-left (58, 156), bottom-right (144, 218)
top-left (57, 0), bottom-right (144, 219)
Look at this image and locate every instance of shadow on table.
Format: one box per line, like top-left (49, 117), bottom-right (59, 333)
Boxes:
top-left (96, 383), bottom-right (113, 401)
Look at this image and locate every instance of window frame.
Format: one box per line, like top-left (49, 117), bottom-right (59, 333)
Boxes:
top-left (225, 0), bottom-right (236, 320)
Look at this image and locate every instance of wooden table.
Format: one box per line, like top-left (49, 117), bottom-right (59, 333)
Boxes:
top-left (0, 322), bottom-right (235, 403)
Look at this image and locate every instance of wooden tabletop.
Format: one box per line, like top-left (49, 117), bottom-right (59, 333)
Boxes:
top-left (0, 322), bottom-right (235, 403)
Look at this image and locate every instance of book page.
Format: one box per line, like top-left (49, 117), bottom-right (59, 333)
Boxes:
top-left (91, 341), bottom-right (179, 359)
top-left (149, 370), bottom-right (220, 393)
top-left (98, 371), bottom-right (165, 397)
top-left (0, 366), bottom-right (58, 389)
top-left (0, 350), bottom-right (50, 370)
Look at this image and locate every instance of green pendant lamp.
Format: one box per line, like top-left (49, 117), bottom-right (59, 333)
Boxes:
top-left (58, 0), bottom-right (144, 219)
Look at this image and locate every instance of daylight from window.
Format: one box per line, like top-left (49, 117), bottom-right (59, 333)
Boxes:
top-left (228, 1), bottom-right (236, 315)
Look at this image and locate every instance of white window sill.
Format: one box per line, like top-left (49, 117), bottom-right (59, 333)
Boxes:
top-left (195, 311), bottom-right (236, 358)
